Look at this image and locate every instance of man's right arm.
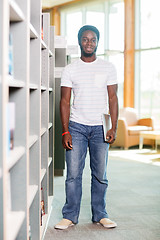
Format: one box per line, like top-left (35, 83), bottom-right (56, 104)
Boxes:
top-left (60, 86), bottom-right (72, 150)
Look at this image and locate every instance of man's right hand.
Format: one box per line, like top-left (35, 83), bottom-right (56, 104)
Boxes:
top-left (62, 132), bottom-right (73, 150)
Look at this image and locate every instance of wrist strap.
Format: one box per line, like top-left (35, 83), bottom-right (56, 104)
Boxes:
top-left (62, 131), bottom-right (69, 136)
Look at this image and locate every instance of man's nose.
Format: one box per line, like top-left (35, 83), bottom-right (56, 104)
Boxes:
top-left (87, 39), bottom-right (92, 45)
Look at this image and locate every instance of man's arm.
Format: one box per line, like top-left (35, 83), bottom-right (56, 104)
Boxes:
top-left (106, 84), bottom-right (119, 144)
top-left (60, 86), bottom-right (72, 149)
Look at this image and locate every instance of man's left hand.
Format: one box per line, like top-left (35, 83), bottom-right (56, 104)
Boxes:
top-left (106, 128), bottom-right (116, 144)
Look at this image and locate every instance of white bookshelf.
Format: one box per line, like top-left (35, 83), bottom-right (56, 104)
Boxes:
top-left (49, 25), bottom-right (55, 198)
top-left (7, 146), bottom-right (25, 170)
top-left (0, 1), bottom-right (55, 239)
top-left (28, 185), bottom-right (39, 208)
top-left (6, 211), bottom-right (25, 240)
top-left (54, 36), bottom-right (67, 176)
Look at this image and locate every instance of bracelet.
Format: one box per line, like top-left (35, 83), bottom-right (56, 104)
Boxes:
top-left (62, 131), bottom-right (69, 136)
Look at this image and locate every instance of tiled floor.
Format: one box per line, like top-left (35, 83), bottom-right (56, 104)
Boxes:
top-left (44, 149), bottom-right (160, 240)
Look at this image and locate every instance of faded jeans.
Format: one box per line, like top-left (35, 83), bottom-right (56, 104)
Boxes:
top-left (62, 121), bottom-right (109, 224)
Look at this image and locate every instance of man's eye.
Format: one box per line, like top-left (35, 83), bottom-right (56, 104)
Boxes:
top-left (82, 38), bottom-right (96, 43)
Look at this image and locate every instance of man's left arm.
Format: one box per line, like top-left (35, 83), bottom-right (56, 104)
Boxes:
top-left (106, 84), bottom-right (119, 144)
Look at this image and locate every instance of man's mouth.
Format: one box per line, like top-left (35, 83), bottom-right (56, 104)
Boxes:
top-left (85, 47), bottom-right (93, 52)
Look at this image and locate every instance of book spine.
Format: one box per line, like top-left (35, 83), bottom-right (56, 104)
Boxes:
top-left (7, 102), bottom-right (16, 153)
top-left (41, 15), bottom-right (43, 40)
top-left (41, 187), bottom-right (45, 216)
top-left (8, 33), bottom-right (14, 77)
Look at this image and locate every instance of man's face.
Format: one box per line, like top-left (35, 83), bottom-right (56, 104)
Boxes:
top-left (79, 30), bottom-right (98, 57)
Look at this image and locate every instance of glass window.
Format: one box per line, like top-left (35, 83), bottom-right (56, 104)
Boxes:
top-left (86, 11), bottom-right (105, 54)
top-left (109, 53), bottom-right (124, 108)
top-left (66, 12), bottom-right (82, 46)
top-left (140, 0), bottom-right (160, 48)
top-left (108, 0), bottom-right (124, 107)
top-left (109, 1), bottom-right (124, 51)
top-left (135, 0), bottom-right (160, 128)
top-left (139, 49), bottom-right (160, 127)
top-left (60, 0), bottom-right (124, 108)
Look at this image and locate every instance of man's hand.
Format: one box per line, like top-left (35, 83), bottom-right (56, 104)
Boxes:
top-left (62, 132), bottom-right (73, 150)
top-left (106, 128), bottom-right (116, 144)
top-left (107, 84), bottom-right (118, 144)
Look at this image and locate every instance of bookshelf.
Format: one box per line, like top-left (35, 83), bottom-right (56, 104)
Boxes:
top-left (0, 1), bottom-right (55, 239)
top-left (54, 36), bottom-right (67, 176)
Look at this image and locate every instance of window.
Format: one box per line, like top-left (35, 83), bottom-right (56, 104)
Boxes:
top-left (60, 0), bottom-right (124, 107)
top-left (108, 1), bottom-right (124, 107)
top-left (139, 50), bottom-right (160, 126)
top-left (86, 11), bottom-right (105, 54)
top-left (66, 12), bottom-right (82, 45)
top-left (141, 0), bottom-right (160, 49)
top-left (135, 0), bottom-right (160, 128)
top-left (109, 53), bottom-right (124, 108)
top-left (109, 1), bottom-right (124, 51)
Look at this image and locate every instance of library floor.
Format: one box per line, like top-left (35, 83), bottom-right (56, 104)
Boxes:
top-left (44, 148), bottom-right (160, 240)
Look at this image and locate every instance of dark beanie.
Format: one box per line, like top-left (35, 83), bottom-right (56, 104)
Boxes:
top-left (78, 25), bottom-right (100, 42)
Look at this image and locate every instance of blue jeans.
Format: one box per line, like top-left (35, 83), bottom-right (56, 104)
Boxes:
top-left (62, 121), bottom-right (109, 224)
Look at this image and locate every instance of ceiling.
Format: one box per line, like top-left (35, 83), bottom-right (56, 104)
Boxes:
top-left (42, 0), bottom-right (76, 8)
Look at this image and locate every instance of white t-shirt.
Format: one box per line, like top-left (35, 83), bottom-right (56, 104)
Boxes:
top-left (61, 58), bottom-right (118, 126)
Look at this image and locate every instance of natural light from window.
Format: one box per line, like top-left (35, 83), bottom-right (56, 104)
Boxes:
top-left (66, 12), bottom-right (82, 46)
top-left (61, 0), bottom-right (124, 108)
top-left (109, 2), bottom-right (124, 51)
top-left (135, 0), bottom-right (160, 128)
top-left (141, 0), bottom-right (160, 48)
top-left (86, 11), bottom-right (105, 54)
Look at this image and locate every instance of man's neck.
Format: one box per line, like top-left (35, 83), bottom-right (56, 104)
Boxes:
top-left (80, 54), bottom-right (97, 63)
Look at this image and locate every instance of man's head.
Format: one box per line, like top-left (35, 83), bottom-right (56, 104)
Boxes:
top-left (78, 25), bottom-right (100, 58)
top-left (78, 25), bottom-right (100, 43)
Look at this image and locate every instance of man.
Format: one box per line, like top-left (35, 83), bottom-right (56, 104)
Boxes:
top-left (55, 25), bottom-right (118, 230)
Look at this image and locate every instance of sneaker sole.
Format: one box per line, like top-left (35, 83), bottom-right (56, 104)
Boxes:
top-left (97, 222), bottom-right (117, 229)
top-left (54, 223), bottom-right (74, 230)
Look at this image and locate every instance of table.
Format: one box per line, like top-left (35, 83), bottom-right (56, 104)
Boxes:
top-left (139, 131), bottom-right (160, 150)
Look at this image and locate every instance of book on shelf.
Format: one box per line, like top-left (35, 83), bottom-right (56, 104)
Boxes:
top-left (40, 208), bottom-right (42, 226)
top-left (101, 113), bottom-right (111, 142)
top-left (40, 187), bottom-right (45, 226)
top-left (7, 102), bottom-right (15, 152)
top-left (41, 15), bottom-right (43, 40)
top-left (8, 33), bottom-right (14, 78)
top-left (29, 225), bottom-right (32, 240)
top-left (41, 187), bottom-right (45, 216)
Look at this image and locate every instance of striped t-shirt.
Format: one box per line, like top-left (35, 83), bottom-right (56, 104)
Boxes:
top-left (61, 57), bottom-right (117, 126)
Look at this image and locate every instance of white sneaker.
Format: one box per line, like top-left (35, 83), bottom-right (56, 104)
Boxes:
top-left (54, 218), bottom-right (74, 230)
top-left (98, 218), bottom-right (117, 228)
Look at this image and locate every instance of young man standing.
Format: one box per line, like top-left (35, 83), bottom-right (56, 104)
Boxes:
top-left (55, 25), bottom-right (118, 230)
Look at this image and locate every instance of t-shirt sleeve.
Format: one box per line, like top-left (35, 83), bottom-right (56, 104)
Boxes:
top-left (61, 66), bottom-right (72, 88)
top-left (107, 63), bottom-right (118, 85)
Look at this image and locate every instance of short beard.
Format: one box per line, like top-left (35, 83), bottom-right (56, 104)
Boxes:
top-left (80, 44), bottom-right (97, 57)
top-left (82, 51), bottom-right (94, 57)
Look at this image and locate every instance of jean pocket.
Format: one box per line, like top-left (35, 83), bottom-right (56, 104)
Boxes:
top-left (69, 121), bottom-right (76, 128)
top-left (69, 121), bottom-right (83, 134)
